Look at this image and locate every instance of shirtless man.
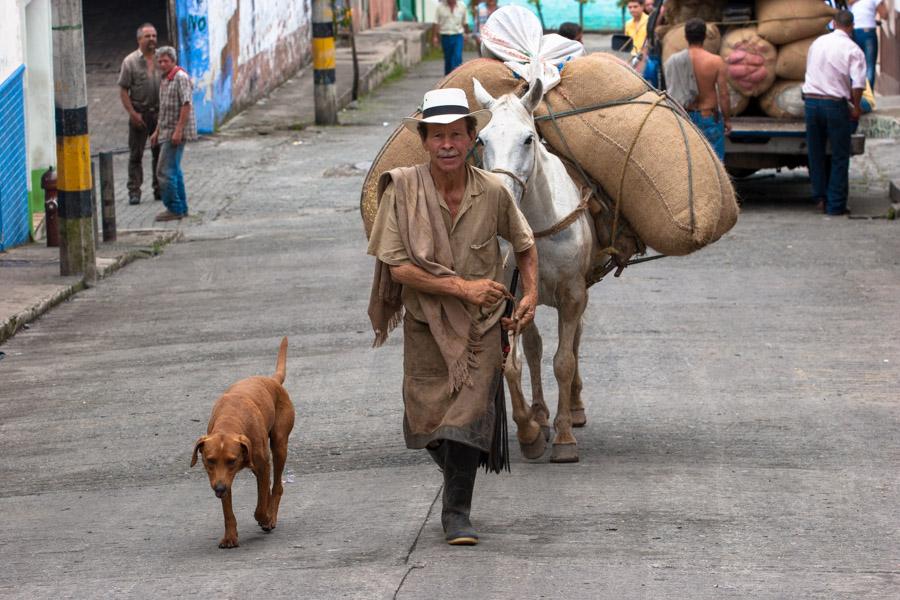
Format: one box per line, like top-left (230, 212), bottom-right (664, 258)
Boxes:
top-left (683, 18), bottom-right (730, 160)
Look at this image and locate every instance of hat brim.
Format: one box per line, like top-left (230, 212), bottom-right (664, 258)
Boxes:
top-left (401, 109), bottom-right (492, 135)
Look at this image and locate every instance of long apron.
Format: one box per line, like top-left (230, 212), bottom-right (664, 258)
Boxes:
top-left (402, 315), bottom-right (503, 452)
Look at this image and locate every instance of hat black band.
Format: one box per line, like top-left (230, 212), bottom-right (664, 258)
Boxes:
top-left (422, 105), bottom-right (470, 118)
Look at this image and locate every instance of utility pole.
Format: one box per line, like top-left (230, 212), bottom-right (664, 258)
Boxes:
top-left (51, 0), bottom-right (96, 280)
top-left (313, 0), bottom-right (338, 124)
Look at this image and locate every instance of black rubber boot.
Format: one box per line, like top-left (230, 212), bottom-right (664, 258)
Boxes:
top-left (441, 441), bottom-right (480, 545)
top-left (426, 441), bottom-right (444, 470)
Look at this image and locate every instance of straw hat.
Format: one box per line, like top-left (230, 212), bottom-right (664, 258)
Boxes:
top-left (402, 88), bottom-right (492, 134)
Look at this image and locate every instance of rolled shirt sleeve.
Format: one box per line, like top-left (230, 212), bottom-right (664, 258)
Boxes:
top-left (367, 183), bottom-right (412, 265)
top-left (849, 47), bottom-right (868, 90)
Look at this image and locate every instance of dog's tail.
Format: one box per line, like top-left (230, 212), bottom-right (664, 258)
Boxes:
top-left (273, 337), bottom-right (288, 384)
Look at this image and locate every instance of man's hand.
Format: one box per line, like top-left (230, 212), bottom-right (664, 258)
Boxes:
top-left (172, 128), bottom-right (183, 146)
top-left (850, 105), bottom-right (862, 122)
top-left (724, 119), bottom-right (732, 134)
top-left (462, 279), bottom-right (508, 307)
top-left (150, 130), bottom-right (159, 146)
top-left (502, 292), bottom-right (537, 332)
top-left (130, 112), bottom-right (146, 129)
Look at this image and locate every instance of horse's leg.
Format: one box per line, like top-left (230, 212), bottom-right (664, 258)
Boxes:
top-left (570, 319), bottom-right (587, 428)
top-left (504, 334), bottom-right (546, 460)
top-left (550, 293), bottom-right (587, 463)
top-left (522, 323), bottom-right (551, 441)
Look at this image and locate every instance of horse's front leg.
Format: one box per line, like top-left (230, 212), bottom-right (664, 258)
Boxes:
top-left (550, 295), bottom-right (587, 463)
top-left (505, 324), bottom-right (546, 459)
top-left (522, 323), bottom-right (551, 441)
top-left (570, 320), bottom-right (587, 428)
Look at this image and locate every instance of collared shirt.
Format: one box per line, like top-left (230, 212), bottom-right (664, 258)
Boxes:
top-left (157, 68), bottom-right (197, 144)
top-left (851, 0), bottom-right (880, 28)
top-left (802, 29), bottom-right (867, 99)
top-left (435, 1), bottom-right (468, 35)
top-left (367, 164), bottom-right (534, 324)
top-left (625, 13), bottom-right (648, 56)
top-left (117, 49), bottom-right (161, 111)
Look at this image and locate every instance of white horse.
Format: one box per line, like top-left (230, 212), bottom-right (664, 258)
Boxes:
top-left (473, 78), bottom-right (598, 463)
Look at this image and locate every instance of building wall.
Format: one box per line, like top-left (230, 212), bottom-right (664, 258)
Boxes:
top-left (176, 0), bottom-right (312, 133)
top-left (24, 0), bottom-right (56, 218)
top-left (416, 0), bottom-right (624, 31)
top-left (0, 1), bottom-right (30, 251)
top-left (878, 8), bottom-right (900, 95)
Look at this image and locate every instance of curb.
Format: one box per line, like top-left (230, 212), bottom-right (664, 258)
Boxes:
top-left (0, 230), bottom-right (180, 346)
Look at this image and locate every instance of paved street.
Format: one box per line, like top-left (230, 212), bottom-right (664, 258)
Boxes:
top-left (2, 52), bottom-right (900, 599)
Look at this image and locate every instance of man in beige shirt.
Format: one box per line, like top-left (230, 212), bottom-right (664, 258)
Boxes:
top-left (367, 88), bottom-right (537, 545)
top-left (432, 0), bottom-right (469, 74)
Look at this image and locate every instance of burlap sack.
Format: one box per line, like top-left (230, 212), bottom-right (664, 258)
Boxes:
top-left (663, 0), bottom-right (724, 24)
top-left (756, 0), bottom-right (835, 46)
top-left (662, 23), bottom-right (722, 64)
top-left (362, 54), bottom-right (738, 256)
top-left (537, 54), bottom-right (737, 255)
top-left (721, 27), bottom-right (777, 97)
top-left (759, 79), bottom-right (805, 118)
top-left (775, 36), bottom-right (818, 81)
top-left (729, 84), bottom-right (751, 116)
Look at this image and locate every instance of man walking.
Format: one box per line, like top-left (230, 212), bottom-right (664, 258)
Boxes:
top-left (433, 0), bottom-right (469, 75)
top-left (367, 88), bottom-right (538, 545)
top-left (664, 18), bottom-right (731, 160)
top-left (624, 0), bottom-right (648, 61)
top-left (118, 23), bottom-right (161, 205)
top-left (150, 46), bottom-right (196, 222)
top-left (802, 10), bottom-right (866, 216)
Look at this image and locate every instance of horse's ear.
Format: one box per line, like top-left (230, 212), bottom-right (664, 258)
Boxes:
top-left (472, 78), bottom-right (495, 109)
top-left (522, 78), bottom-right (544, 114)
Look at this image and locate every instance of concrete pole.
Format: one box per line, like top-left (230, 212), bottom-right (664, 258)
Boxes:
top-left (51, 0), bottom-right (96, 280)
top-left (312, 0), bottom-right (339, 125)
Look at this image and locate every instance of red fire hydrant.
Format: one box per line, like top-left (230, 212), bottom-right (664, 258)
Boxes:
top-left (41, 166), bottom-right (59, 247)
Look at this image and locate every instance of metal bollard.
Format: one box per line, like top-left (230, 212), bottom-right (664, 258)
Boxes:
top-left (99, 152), bottom-right (116, 242)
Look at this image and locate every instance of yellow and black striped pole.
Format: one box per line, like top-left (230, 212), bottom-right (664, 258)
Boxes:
top-left (52, 0), bottom-right (96, 279)
top-left (312, 0), bottom-right (338, 125)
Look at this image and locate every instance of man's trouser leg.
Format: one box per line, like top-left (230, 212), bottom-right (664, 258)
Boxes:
top-left (441, 441), bottom-right (480, 545)
top-left (450, 34), bottom-right (464, 72)
top-left (157, 141), bottom-right (188, 215)
top-left (144, 111), bottom-right (161, 200)
top-left (127, 116), bottom-right (151, 203)
top-left (824, 101), bottom-right (851, 215)
top-left (441, 34), bottom-right (455, 75)
top-left (804, 99), bottom-right (829, 207)
top-left (853, 28), bottom-right (878, 88)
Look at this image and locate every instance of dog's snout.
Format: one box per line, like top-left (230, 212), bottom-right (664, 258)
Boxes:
top-left (214, 483), bottom-right (227, 498)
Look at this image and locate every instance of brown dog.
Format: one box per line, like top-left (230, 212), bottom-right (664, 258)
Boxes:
top-left (191, 337), bottom-right (295, 548)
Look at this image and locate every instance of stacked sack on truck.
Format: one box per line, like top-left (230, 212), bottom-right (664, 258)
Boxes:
top-left (361, 6), bottom-right (738, 260)
top-left (658, 0), bottom-right (836, 119)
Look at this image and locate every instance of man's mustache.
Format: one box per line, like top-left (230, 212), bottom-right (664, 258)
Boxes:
top-left (437, 152), bottom-right (459, 158)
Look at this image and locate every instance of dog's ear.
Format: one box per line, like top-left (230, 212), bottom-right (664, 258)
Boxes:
top-left (191, 436), bottom-right (206, 467)
top-left (237, 434), bottom-right (255, 470)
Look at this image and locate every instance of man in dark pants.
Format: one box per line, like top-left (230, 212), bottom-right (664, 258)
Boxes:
top-left (118, 23), bottom-right (161, 205)
top-left (802, 10), bottom-right (866, 216)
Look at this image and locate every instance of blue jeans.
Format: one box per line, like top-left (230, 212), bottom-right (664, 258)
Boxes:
top-left (643, 55), bottom-right (661, 89)
top-left (853, 28), bottom-right (878, 88)
top-left (688, 111), bottom-right (725, 160)
top-left (157, 141), bottom-right (188, 215)
top-left (441, 33), bottom-right (464, 75)
top-left (804, 98), bottom-right (851, 214)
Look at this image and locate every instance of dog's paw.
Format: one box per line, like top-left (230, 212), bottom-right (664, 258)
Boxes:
top-left (219, 535), bottom-right (240, 549)
top-left (258, 517), bottom-right (276, 532)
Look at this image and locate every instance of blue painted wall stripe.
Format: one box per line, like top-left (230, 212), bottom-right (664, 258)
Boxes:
top-left (176, 0), bottom-right (216, 134)
top-left (0, 65), bottom-right (30, 251)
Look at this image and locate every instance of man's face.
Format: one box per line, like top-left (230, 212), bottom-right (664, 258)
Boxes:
top-left (138, 27), bottom-right (157, 53)
top-left (628, 1), bottom-right (643, 20)
top-left (157, 54), bottom-right (174, 74)
top-left (422, 120), bottom-right (474, 175)
top-left (644, 0), bottom-right (655, 15)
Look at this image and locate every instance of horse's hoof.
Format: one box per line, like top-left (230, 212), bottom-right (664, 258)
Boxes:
top-left (571, 408), bottom-right (587, 428)
top-left (519, 430), bottom-right (547, 460)
top-left (541, 425), bottom-right (551, 442)
top-left (550, 442), bottom-right (579, 463)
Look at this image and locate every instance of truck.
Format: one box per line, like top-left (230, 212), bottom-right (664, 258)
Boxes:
top-left (638, 0), bottom-right (865, 178)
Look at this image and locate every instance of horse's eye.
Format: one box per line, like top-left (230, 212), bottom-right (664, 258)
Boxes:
top-left (524, 135), bottom-right (533, 145)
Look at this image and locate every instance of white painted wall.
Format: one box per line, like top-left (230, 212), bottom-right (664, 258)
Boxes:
top-left (237, 0), bottom-right (310, 64)
top-left (24, 0), bottom-right (56, 177)
top-left (0, 0), bottom-right (26, 82)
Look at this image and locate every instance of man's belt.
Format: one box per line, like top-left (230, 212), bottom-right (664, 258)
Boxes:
top-left (803, 93), bottom-right (846, 102)
top-left (133, 105), bottom-right (159, 114)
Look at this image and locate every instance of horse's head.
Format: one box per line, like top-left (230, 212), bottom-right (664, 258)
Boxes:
top-left (473, 77), bottom-right (545, 201)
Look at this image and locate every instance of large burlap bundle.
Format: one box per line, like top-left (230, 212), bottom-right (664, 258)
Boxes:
top-left (757, 0), bottom-right (835, 45)
top-left (759, 79), bottom-right (805, 118)
top-left (361, 54), bottom-right (738, 256)
top-left (728, 84), bottom-right (751, 116)
top-left (775, 36), bottom-right (818, 81)
top-left (721, 27), bottom-right (777, 97)
top-left (662, 23), bottom-right (721, 64)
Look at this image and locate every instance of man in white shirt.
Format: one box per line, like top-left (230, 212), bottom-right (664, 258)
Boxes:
top-left (849, 0), bottom-right (888, 86)
top-left (432, 0), bottom-right (469, 75)
top-left (802, 10), bottom-right (868, 216)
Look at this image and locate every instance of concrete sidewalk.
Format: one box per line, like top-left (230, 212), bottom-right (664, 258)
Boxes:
top-left (0, 21), bottom-right (431, 346)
